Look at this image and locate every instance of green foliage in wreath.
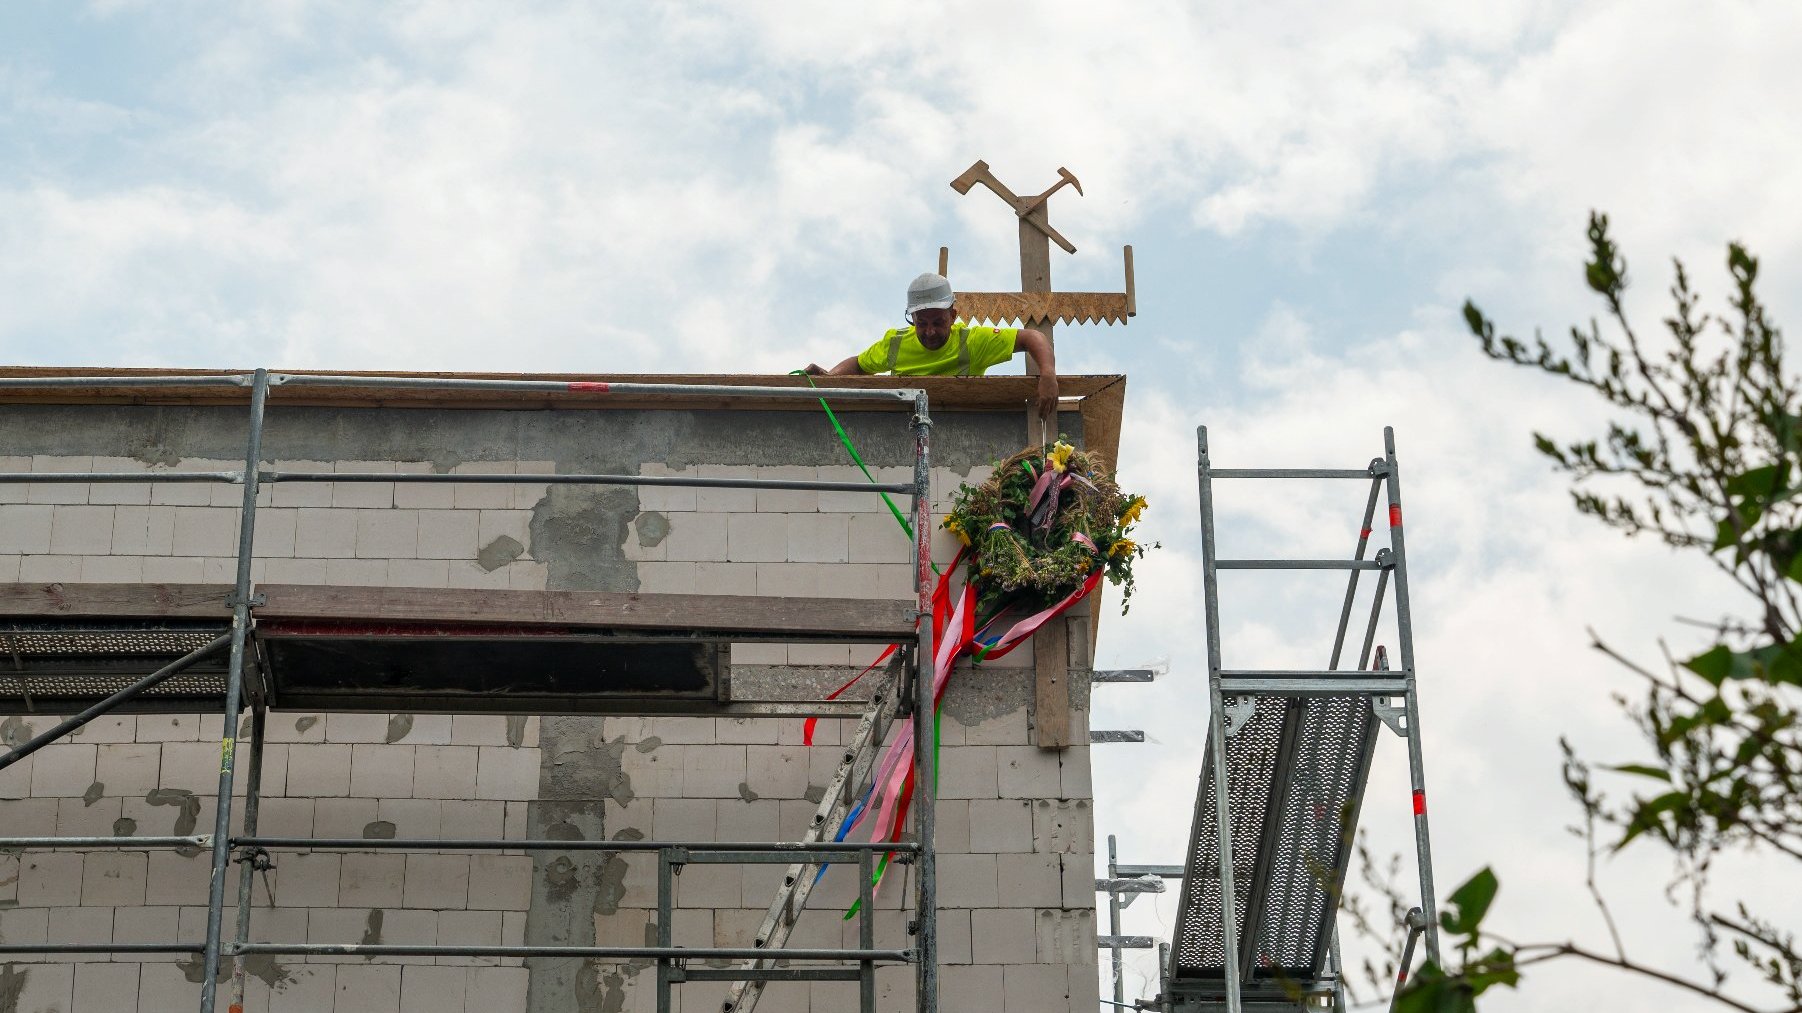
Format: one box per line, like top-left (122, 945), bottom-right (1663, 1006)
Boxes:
top-left (942, 439), bottom-right (1153, 617)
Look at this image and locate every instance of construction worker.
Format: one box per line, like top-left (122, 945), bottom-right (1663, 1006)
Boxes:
top-left (805, 272), bottom-right (1058, 430)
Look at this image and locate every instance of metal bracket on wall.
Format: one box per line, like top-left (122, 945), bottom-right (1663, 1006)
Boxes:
top-left (1223, 697), bottom-right (1257, 737)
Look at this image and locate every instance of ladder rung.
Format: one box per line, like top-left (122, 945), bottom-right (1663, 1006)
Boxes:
top-left (1215, 559), bottom-right (1385, 570)
top-left (1207, 468), bottom-right (1380, 479)
top-left (1219, 674), bottom-right (1408, 696)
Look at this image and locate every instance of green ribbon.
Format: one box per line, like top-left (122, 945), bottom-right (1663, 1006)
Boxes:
top-left (791, 370), bottom-right (940, 576)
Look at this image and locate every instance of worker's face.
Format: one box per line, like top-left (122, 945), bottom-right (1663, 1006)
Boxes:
top-left (911, 307), bottom-right (955, 348)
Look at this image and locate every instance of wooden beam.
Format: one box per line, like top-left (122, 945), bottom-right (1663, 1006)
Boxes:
top-left (255, 585), bottom-right (913, 640)
top-left (0, 583), bottom-right (234, 619)
top-left (1033, 613), bottom-right (1071, 749)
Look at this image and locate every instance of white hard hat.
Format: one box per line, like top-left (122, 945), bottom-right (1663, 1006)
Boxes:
top-left (906, 273), bottom-right (956, 313)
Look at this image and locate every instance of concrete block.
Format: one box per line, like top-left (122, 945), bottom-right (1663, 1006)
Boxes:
top-left (382, 797), bottom-right (448, 839)
top-left (1036, 907), bottom-right (1097, 963)
top-left (339, 852), bottom-right (407, 908)
top-left (960, 706), bottom-right (1031, 746)
top-left (1031, 799), bottom-right (1092, 854)
top-left (295, 507), bottom-right (358, 557)
top-left (755, 562), bottom-right (822, 597)
top-left (80, 851), bottom-right (147, 906)
top-left (0, 553), bottom-right (17, 582)
top-left (464, 966), bottom-right (528, 1012)
top-left (695, 465), bottom-right (757, 512)
top-left (143, 851), bottom-right (209, 905)
top-left (286, 743), bottom-right (354, 797)
top-left (663, 512), bottom-right (728, 562)
top-left (5, 964), bottom-right (72, 1011)
top-left (997, 853), bottom-right (1064, 908)
top-left (28, 742), bottom-right (96, 796)
top-left (389, 557), bottom-right (451, 586)
top-left (1003, 963), bottom-right (1068, 1013)
top-left (640, 716), bottom-right (718, 744)
top-left (328, 557), bottom-right (390, 586)
top-left (451, 475), bottom-right (514, 512)
top-left (754, 465), bottom-right (819, 512)
top-left (335, 461), bottom-right (398, 509)
top-left (269, 965), bottom-right (338, 1012)
top-left (113, 905), bottom-right (178, 945)
top-left (815, 465), bottom-right (869, 512)
top-left (0, 853), bottom-right (15, 904)
top-left (971, 907), bottom-right (1037, 964)
top-left (135, 713), bottom-right (204, 742)
top-left (508, 558), bottom-right (549, 588)
top-left (0, 503), bottom-right (55, 553)
top-left (0, 754), bottom-right (31, 799)
top-left (258, 797), bottom-right (314, 838)
top-left (674, 862), bottom-right (740, 908)
top-left (357, 509), bottom-right (421, 558)
top-left (74, 960), bottom-right (140, 1008)
top-left (404, 853), bottom-right (471, 909)
top-left (695, 560), bottom-right (757, 595)
top-left (652, 798), bottom-right (715, 840)
top-left (969, 798), bottom-right (1034, 854)
top-left (327, 713), bottom-right (392, 743)
top-left (50, 504), bottom-right (116, 555)
top-left (272, 852), bottom-right (340, 907)
top-left (159, 740), bottom-right (220, 794)
top-left (997, 745), bottom-right (1064, 800)
top-left (941, 964), bottom-right (1004, 1010)
top-left (786, 512), bottom-right (847, 562)
top-left (336, 963), bottom-right (403, 1012)
top-left (386, 713), bottom-right (455, 745)
top-left (475, 745), bottom-right (541, 800)
top-left (504, 801), bottom-right (530, 840)
top-left (19, 851), bottom-right (83, 906)
top-left (1059, 744), bottom-right (1092, 798)
top-left (848, 512), bottom-right (906, 563)
top-left (727, 512), bottom-right (788, 563)
top-left (260, 556), bottom-right (328, 582)
top-left (313, 796), bottom-right (380, 838)
top-left (674, 744), bottom-right (744, 799)
top-left (936, 746), bottom-right (998, 800)
top-left (715, 798), bottom-right (780, 842)
top-left (394, 470), bottom-right (457, 509)
top-left (46, 907), bottom-right (112, 961)
top-left (816, 561), bottom-right (883, 598)
top-left (28, 456), bottom-right (91, 504)
top-left (712, 716), bottom-right (779, 745)
top-left (448, 715), bottom-right (512, 747)
top-left (79, 553), bottom-right (143, 581)
top-left (785, 641), bottom-right (848, 666)
top-left (268, 460), bottom-right (333, 507)
top-left (350, 743), bottom-right (417, 798)
top-left (935, 853), bottom-right (998, 908)
top-left (416, 509), bottom-right (479, 559)
top-left (467, 854), bottom-right (532, 911)
top-left (477, 508), bottom-right (531, 554)
top-left (269, 713), bottom-right (327, 744)
top-left (400, 965), bottom-right (468, 1013)
top-left (729, 642), bottom-right (787, 666)
top-left (436, 909), bottom-right (501, 964)
top-left (171, 506), bottom-right (238, 556)
top-left (55, 795), bottom-right (120, 837)
top-left (635, 560), bottom-right (694, 592)
top-left (743, 745), bottom-right (809, 799)
top-left (0, 908), bottom-right (47, 948)
top-left (934, 799), bottom-right (972, 853)
top-left (95, 739), bottom-right (160, 793)
top-left (108, 505), bottom-right (167, 554)
top-left (938, 907), bottom-right (973, 964)
top-left (448, 558), bottom-right (511, 588)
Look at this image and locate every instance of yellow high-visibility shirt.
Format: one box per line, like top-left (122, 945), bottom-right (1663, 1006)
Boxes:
top-left (855, 323), bottom-right (1019, 376)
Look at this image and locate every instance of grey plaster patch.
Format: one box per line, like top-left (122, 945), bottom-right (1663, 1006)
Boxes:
top-left (477, 534), bottom-right (525, 572)
top-left (147, 788), bottom-right (202, 837)
top-left (113, 817), bottom-right (137, 837)
top-left (385, 714), bottom-right (413, 743)
top-left (0, 717), bottom-right (32, 749)
top-left (363, 821), bottom-right (397, 840)
top-left (802, 785), bottom-right (826, 804)
top-left (242, 954), bottom-right (294, 991)
top-left (528, 485), bottom-right (639, 592)
top-left (506, 715), bottom-right (528, 748)
top-left (633, 511), bottom-right (669, 547)
top-left (82, 781), bottom-right (104, 806)
top-left (362, 908), bottom-right (384, 947)
top-left (596, 967), bottom-right (628, 1013)
top-left (592, 828), bottom-right (643, 916)
top-left (0, 964), bottom-right (24, 1013)
top-left (634, 736), bottom-right (660, 753)
top-left (294, 716), bottom-right (318, 734)
top-left (737, 782), bottom-right (759, 802)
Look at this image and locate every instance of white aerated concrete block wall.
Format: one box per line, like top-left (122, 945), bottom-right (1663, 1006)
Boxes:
top-left (0, 434), bottom-right (1095, 1013)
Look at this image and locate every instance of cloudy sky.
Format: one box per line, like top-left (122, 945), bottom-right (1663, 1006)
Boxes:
top-left (4, 2), bottom-right (1799, 1008)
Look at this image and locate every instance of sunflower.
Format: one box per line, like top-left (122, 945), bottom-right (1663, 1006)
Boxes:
top-left (1046, 441), bottom-right (1075, 474)
top-left (942, 514), bottom-right (971, 546)
top-left (1121, 496), bottom-right (1148, 526)
top-left (1108, 538), bottom-right (1137, 558)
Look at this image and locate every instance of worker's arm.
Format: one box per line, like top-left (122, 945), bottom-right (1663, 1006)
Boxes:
top-left (1014, 328), bottom-right (1059, 428)
top-left (803, 355), bottom-right (869, 376)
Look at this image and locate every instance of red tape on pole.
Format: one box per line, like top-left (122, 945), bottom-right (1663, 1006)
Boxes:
top-left (1412, 789), bottom-right (1426, 815)
top-left (567, 381), bottom-right (610, 392)
top-left (1389, 504), bottom-right (1402, 528)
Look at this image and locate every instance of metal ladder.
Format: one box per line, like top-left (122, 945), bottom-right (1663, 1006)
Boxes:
top-left (1161, 425), bottom-right (1441, 1013)
top-left (722, 659), bottom-right (906, 1013)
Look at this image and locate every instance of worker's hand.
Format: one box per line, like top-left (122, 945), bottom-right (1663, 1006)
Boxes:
top-left (1037, 373), bottom-right (1059, 434)
top-left (803, 363), bottom-right (826, 376)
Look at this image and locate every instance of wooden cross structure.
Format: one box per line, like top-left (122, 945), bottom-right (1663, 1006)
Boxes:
top-left (941, 160), bottom-right (1135, 749)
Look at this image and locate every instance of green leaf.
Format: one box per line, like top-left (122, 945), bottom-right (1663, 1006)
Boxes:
top-left (1683, 645), bottom-right (1735, 686)
top-left (1616, 790), bottom-right (1687, 849)
top-left (1439, 867), bottom-right (1499, 935)
top-left (1726, 463), bottom-right (1789, 500)
top-left (1608, 763), bottom-right (1671, 782)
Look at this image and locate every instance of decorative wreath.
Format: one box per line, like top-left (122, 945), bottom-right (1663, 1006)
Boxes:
top-left (942, 440), bottom-right (1151, 616)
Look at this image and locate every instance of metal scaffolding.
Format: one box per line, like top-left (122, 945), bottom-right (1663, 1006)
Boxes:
top-left (0, 369), bottom-right (943, 1013)
top-left (1143, 425), bottom-right (1439, 1013)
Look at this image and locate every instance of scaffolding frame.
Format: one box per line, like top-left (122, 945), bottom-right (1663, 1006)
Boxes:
top-left (0, 369), bottom-right (943, 1013)
top-left (1155, 425), bottom-right (1439, 1013)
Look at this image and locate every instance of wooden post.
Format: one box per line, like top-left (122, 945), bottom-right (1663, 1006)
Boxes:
top-left (1019, 215), bottom-right (1068, 749)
